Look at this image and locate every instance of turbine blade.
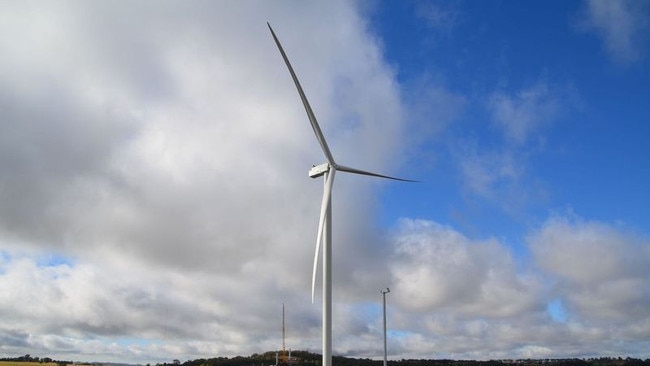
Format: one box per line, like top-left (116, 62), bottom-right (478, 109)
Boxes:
top-left (335, 164), bottom-right (418, 182)
top-left (312, 168), bottom-right (336, 303)
top-left (267, 23), bottom-right (336, 165)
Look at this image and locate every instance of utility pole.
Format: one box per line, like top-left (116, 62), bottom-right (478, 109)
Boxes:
top-left (381, 288), bottom-right (390, 366)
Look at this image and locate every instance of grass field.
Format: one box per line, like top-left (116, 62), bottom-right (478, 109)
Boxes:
top-left (0, 362), bottom-right (60, 366)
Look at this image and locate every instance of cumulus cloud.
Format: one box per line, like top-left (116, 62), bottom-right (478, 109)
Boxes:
top-left (0, 0), bottom-right (409, 362)
top-left (576, 0), bottom-right (649, 64)
top-left (385, 220), bottom-right (548, 359)
top-left (530, 215), bottom-right (650, 324)
top-left (380, 216), bottom-right (650, 359)
top-left (389, 219), bottom-right (541, 318)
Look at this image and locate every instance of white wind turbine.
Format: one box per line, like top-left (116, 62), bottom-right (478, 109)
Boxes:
top-left (268, 23), bottom-right (414, 366)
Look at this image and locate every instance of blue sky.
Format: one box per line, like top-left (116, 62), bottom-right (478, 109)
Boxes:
top-left (0, 0), bottom-right (649, 364)
top-left (375, 1), bottom-right (649, 233)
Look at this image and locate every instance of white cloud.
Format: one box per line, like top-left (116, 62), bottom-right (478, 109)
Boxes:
top-left (529, 215), bottom-right (650, 324)
top-left (488, 82), bottom-right (559, 147)
top-left (458, 144), bottom-right (525, 202)
top-left (389, 219), bottom-right (541, 318)
top-left (577, 0), bottom-right (649, 64)
top-left (0, 0), bottom-right (408, 362)
top-left (453, 81), bottom-right (564, 213)
top-left (380, 216), bottom-right (650, 359)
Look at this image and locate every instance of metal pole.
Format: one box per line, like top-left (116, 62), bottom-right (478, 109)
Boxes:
top-left (381, 288), bottom-right (390, 366)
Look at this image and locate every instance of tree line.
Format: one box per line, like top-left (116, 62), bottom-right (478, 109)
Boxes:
top-left (4, 352), bottom-right (649, 366)
top-left (0, 354), bottom-right (73, 366)
top-left (158, 352), bottom-right (650, 366)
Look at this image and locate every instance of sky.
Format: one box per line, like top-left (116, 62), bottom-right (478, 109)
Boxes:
top-left (1, 0), bottom-right (649, 364)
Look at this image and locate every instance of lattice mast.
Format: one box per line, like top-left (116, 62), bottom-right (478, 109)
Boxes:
top-left (281, 303), bottom-right (286, 364)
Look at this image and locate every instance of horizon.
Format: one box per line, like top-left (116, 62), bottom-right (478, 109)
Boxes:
top-left (4, 351), bottom-right (650, 366)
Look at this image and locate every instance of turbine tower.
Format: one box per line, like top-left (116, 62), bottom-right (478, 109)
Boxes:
top-left (268, 23), bottom-right (413, 366)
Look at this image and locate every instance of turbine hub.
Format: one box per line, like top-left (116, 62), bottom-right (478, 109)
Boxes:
top-left (309, 163), bottom-right (330, 178)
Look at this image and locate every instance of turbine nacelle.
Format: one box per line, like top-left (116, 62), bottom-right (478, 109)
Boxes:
top-left (309, 163), bottom-right (330, 178)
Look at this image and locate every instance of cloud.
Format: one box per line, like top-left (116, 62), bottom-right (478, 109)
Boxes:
top-left (0, 0), bottom-right (408, 270)
top-left (452, 81), bottom-right (565, 214)
top-left (0, 0), bottom-right (409, 362)
top-left (404, 77), bottom-right (467, 143)
top-left (415, 1), bottom-right (462, 34)
top-left (576, 0), bottom-right (649, 64)
top-left (380, 216), bottom-right (650, 359)
top-left (529, 215), bottom-right (650, 324)
top-left (389, 219), bottom-right (541, 318)
top-left (487, 82), bottom-right (560, 147)
top-left (457, 143), bottom-right (526, 202)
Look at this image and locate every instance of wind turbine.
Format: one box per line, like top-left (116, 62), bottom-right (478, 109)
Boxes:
top-left (267, 23), bottom-right (414, 366)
